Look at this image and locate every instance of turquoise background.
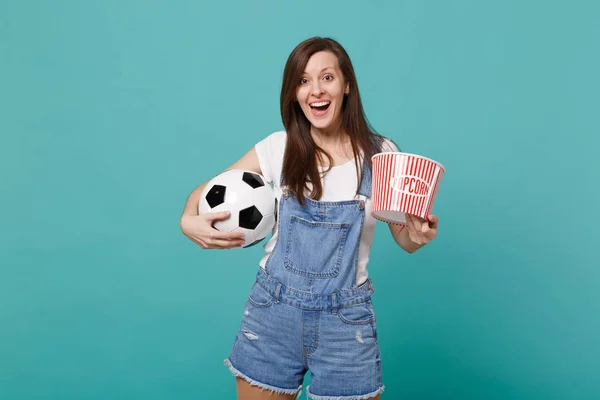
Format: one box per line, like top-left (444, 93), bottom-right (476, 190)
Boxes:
top-left (1, 0), bottom-right (599, 398)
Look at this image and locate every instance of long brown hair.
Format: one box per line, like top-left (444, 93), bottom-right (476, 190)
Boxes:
top-left (280, 37), bottom-right (385, 204)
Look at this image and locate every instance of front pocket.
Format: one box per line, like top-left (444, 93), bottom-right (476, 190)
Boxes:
top-left (247, 283), bottom-right (273, 308)
top-left (337, 301), bottom-right (375, 325)
top-left (284, 215), bottom-right (349, 278)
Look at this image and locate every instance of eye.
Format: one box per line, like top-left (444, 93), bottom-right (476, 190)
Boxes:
top-left (323, 74), bottom-right (334, 81)
top-left (300, 78), bottom-right (309, 84)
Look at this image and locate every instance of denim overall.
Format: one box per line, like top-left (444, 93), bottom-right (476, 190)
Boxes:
top-left (226, 158), bottom-right (384, 399)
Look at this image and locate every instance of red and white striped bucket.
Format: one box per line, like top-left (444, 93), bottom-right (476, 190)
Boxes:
top-left (371, 152), bottom-right (445, 225)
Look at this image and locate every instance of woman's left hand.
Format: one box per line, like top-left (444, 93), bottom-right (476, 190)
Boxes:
top-left (405, 214), bottom-right (439, 246)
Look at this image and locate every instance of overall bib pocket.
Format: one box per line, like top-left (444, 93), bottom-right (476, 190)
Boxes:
top-left (284, 215), bottom-right (349, 278)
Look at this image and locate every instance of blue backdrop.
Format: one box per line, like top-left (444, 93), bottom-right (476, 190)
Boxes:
top-left (1, 1), bottom-right (599, 398)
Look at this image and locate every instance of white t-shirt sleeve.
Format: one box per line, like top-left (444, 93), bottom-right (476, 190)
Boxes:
top-left (254, 131), bottom-right (287, 186)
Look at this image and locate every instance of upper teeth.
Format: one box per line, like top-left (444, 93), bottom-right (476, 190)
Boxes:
top-left (310, 101), bottom-right (330, 107)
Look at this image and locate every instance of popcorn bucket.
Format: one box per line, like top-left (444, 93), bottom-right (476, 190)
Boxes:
top-left (371, 152), bottom-right (445, 225)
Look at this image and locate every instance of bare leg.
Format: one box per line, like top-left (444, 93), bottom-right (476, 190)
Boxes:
top-left (236, 377), bottom-right (381, 399)
top-left (236, 377), bottom-right (299, 400)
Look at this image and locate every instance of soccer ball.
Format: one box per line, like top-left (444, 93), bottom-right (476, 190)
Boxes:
top-left (198, 169), bottom-right (277, 248)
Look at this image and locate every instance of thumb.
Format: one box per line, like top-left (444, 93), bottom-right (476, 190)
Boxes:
top-left (204, 211), bottom-right (231, 222)
top-left (427, 214), bottom-right (439, 227)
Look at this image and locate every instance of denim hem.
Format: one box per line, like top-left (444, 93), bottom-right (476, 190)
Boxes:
top-left (224, 359), bottom-right (302, 397)
top-left (306, 385), bottom-right (385, 400)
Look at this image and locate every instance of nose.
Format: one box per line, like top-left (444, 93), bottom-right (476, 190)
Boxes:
top-left (311, 81), bottom-right (324, 96)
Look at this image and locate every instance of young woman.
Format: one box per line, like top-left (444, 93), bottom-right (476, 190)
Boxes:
top-left (180, 37), bottom-right (438, 400)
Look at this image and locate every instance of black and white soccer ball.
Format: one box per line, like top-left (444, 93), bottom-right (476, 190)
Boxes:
top-left (198, 169), bottom-right (277, 248)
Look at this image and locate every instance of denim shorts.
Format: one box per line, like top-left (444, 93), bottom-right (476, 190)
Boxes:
top-left (224, 273), bottom-right (384, 399)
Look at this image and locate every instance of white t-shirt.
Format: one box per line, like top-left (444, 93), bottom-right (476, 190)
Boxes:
top-left (254, 131), bottom-right (399, 286)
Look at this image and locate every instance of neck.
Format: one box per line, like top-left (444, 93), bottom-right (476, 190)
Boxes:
top-left (311, 124), bottom-right (348, 147)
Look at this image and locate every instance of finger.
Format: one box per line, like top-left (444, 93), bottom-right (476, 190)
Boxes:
top-left (409, 214), bottom-right (422, 232)
top-left (204, 211), bottom-right (232, 222)
top-left (417, 215), bottom-right (430, 234)
top-left (210, 238), bottom-right (246, 249)
top-left (427, 214), bottom-right (439, 229)
top-left (405, 213), bottom-right (416, 229)
top-left (426, 229), bottom-right (437, 241)
top-left (405, 213), bottom-right (415, 232)
top-left (209, 230), bottom-right (245, 240)
top-left (407, 215), bottom-right (426, 244)
top-left (405, 215), bottom-right (418, 241)
top-left (421, 221), bottom-right (429, 234)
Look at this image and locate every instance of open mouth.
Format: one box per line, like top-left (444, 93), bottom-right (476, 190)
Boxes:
top-left (309, 101), bottom-right (331, 115)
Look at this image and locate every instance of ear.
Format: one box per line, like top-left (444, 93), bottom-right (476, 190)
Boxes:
top-left (345, 82), bottom-right (350, 95)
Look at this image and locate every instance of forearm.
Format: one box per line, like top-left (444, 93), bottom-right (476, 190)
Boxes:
top-left (390, 224), bottom-right (424, 254)
top-left (182, 182), bottom-right (208, 217)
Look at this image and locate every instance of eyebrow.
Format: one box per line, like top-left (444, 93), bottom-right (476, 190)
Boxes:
top-left (302, 67), bottom-right (335, 75)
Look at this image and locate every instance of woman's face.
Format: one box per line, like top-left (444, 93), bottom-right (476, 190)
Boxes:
top-left (296, 51), bottom-right (349, 135)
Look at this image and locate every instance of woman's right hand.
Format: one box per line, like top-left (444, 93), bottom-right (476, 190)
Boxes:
top-left (180, 211), bottom-right (246, 249)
